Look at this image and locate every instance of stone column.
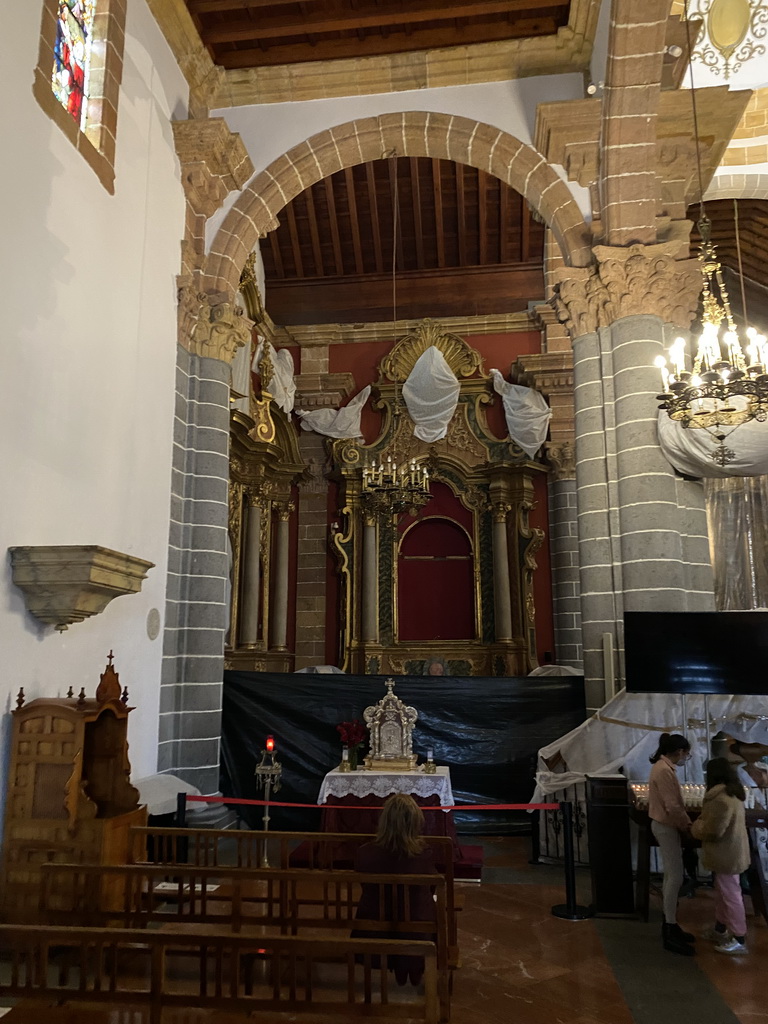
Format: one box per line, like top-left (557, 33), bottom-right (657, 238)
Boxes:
top-left (546, 454), bottom-right (582, 669)
top-left (362, 512), bottom-right (380, 644)
top-left (554, 245), bottom-right (715, 709)
top-left (270, 504), bottom-right (292, 651)
top-left (491, 503), bottom-right (513, 641)
top-left (239, 496), bottom-right (263, 646)
top-left (161, 299), bottom-right (252, 794)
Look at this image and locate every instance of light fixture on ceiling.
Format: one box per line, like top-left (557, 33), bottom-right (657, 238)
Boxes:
top-left (360, 150), bottom-right (431, 517)
top-left (655, 15), bottom-right (768, 467)
top-left (686, 0), bottom-right (767, 79)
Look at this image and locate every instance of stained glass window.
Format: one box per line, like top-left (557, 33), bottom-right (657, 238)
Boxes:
top-left (51, 0), bottom-right (96, 129)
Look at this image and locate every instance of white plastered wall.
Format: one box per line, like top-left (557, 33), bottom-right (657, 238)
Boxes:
top-left (0, 1), bottom-right (188, 805)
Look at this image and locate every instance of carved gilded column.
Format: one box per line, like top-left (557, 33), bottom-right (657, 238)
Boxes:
top-left (240, 492), bottom-right (264, 647)
top-left (553, 244), bottom-right (714, 708)
top-left (490, 502), bottom-right (513, 642)
top-left (362, 510), bottom-right (380, 645)
top-left (270, 502), bottom-right (293, 651)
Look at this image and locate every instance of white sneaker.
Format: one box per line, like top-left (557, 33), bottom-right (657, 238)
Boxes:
top-left (714, 937), bottom-right (748, 955)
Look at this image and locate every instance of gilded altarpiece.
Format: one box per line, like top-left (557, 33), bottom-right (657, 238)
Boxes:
top-left (227, 386), bottom-right (304, 673)
top-left (330, 321), bottom-right (546, 676)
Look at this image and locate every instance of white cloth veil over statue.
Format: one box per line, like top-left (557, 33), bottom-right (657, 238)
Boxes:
top-left (253, 337), bottom-right (297, 415)
top-left (402, 346), bottom-right (460, 442)
top-left (297, 385), bottom-right (371, 438)
top-left (490, 368), bottom-right (551, 458)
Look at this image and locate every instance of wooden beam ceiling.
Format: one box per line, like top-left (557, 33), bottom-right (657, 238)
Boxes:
top-left (184, 0), bottom-right (571, 70)
top-left (259, 156), bottom-right (546, 325)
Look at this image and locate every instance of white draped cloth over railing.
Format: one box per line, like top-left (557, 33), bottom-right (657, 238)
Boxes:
top-left (490, 369), bottom-right (551, 458)
top-left (297, 385), bottom-right (371, 438)
top-left (402, 347), bottom-right (460, 442)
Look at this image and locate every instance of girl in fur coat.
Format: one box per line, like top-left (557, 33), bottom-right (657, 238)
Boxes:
top-left (691, 757), bottom-right (751, 954)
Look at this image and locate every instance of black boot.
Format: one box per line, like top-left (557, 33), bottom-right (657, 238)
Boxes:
top-left (662, 923), bottom-right (696, 956)
top-left (668, 922), bottom-right (696, 944)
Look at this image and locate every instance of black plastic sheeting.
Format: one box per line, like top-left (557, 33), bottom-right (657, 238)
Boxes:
top-left (221, 672), bottom-right (585, 836)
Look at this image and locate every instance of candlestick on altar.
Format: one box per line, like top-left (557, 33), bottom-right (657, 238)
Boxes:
top-left (255, 738), bottom-right (282, 866)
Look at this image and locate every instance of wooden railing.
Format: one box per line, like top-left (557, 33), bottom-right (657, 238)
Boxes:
top-left (0, 925), bottom-right (439, 1024)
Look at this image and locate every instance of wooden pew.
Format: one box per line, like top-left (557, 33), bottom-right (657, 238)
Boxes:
top-left (0, 924), bottom-right (439, 1024)
top-left (40, 862), bottom-right (452, 1020)
top-left (130, 825), bottom-right (462, 964)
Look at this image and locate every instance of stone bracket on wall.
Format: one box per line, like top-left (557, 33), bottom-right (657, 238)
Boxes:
top-left (9, 545), bottom-right (154, 633)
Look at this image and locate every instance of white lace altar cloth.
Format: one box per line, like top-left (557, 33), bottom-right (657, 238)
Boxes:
top-left (317, 766), bottom-right (454, 808)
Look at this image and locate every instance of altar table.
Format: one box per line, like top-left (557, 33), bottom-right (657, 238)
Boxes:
top-left (317, 766), bottom-right (457, 842)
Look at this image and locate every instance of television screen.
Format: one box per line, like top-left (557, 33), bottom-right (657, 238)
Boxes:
top-left (624, 611), bottom-right (768, 695)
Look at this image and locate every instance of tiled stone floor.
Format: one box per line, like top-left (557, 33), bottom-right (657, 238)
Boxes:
top-left (2, 837), bottom-right (765, 1023)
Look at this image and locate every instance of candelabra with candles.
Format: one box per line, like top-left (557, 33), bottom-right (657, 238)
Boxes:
top-left (655, 217), bottom-right (768, 465)
top-left (361, 452), bottom-right (431, 517)
top-left (255, 735), bottom-right (282, 866)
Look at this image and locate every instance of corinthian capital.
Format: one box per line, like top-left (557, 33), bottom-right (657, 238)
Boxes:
top-left (552, 243), bottom-right (702, 339)
top-left (189, 293), bottom-right (252, 363)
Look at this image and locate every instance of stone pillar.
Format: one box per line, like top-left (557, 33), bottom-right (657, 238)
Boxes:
top-left (270, 505), bottom-right (292, 651)
top-left (239, 498), bottom-right (262, 646)
top-left (491, 503), bottom-right (513, 641)
top-left (160, 299), bottom-right (251, 793)
top-left (294, 433), bottom-right (330, 670)
top-left (547, 460), bottom-right (582, 669)
top-left (362, 513), bottom-right (379, 644)
top-left (554, 245), bottom-right (715, 709)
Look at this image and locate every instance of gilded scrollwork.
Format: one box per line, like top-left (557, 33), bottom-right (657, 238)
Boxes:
top-left (378, 319), bottom-right (484, 382)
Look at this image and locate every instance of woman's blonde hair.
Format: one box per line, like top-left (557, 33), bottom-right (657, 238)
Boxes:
top-left (375, 794), bottom-right (426, 858)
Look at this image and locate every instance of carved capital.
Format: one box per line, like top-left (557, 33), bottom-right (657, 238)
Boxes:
top-left (188, 294), bottom-right (252, 363)
top-left (545, 441), bottom-right (576, 481)
top-left (552, 243), bottom-right (702, 338)
top-left (490, 501), bottom-right (513, 523)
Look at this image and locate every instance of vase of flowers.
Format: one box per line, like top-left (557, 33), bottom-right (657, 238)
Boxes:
top-left (337, 719), bottom-right (367, 771)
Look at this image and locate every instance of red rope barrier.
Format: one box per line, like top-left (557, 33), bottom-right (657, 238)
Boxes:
top-left (185, 795), bottom-right (559, 811)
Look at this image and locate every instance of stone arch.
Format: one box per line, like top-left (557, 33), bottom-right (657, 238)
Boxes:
top-left (203, 111), bottom-right (593, 300)
top-left (705, 172), bottom-right (768, 202)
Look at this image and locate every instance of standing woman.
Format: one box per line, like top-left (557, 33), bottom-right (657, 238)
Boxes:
top-left (691, 757), bottom-right (750, 954)
top-left (648, 732), bottom-right (695, 955)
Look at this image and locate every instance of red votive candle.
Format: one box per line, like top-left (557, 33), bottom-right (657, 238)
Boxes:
top-left (266, 736), bottom-right (275, 752)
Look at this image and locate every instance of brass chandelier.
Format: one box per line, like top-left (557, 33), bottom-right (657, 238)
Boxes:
top-left (655, 214), bottom-right (768, 439)
top-left (654, 24), bottom-right (768, 467)
top-left (361, 151), bottom-right (431, 517)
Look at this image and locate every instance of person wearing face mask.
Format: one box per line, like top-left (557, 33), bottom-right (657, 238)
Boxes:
top-left (648, 732), bottom-right (695, 956)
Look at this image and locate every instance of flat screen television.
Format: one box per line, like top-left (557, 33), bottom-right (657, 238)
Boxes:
top-left (624, 611), bottom-right (768, 695)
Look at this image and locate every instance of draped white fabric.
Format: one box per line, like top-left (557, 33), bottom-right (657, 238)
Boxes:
top-left (490, 369), bottom-right (551, 457)
top-left (297, 385), bottom-right (371, 438)
top-left (533, 689), bottom-right (768, 801)
top-left (705, 475), bottom-right (768, 609)
top-left (230, 329), bottom-right (256, 414)
top-left (657, 410), bottom-right (768, 477)
top-left (402, 347), bottom-right (460, 442)
top-left (254, 338), bottom-right (297, 414)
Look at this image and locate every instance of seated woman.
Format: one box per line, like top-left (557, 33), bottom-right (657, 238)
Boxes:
top-left (354, 794), bottom-right (437, 986)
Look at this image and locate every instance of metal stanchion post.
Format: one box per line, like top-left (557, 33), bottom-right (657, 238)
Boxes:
top-left (529, 809), bottom-right (541, 865)
top-left (255, 739), bottom-right (282, 867)
top-left (551, 801), bottom-right (593, 921)
top-left (176, 791), bottom-right (187, 828)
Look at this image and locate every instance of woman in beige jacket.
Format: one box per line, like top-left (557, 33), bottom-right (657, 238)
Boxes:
top-left (691, 757), bottom-right (751, 955)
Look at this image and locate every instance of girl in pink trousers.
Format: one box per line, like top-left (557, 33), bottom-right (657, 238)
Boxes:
top-left (692, 757), bottom-right (751, 954)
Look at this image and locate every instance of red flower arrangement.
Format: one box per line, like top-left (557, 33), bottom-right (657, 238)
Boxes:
top-left (336, 719), bottom-right (367, 748)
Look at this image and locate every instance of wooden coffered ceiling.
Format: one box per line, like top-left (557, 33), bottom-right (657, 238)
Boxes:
top-left (185, 0), bottom-right (571, 71)
top-left (259, 156), bottom-right (545, 325)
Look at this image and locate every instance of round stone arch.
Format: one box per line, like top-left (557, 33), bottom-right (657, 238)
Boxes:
top-left (705, 172), bottom-right (768, 202)
top-left (204, 110), bottom-right (593, 300)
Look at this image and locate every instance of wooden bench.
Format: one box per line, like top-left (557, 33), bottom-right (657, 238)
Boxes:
top-left (0, 924), bottom-right (439, 1024)
top-left (130, 826), bottom-right (462, 963)
top-left (41, 862), bottom-right (452, 1020)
